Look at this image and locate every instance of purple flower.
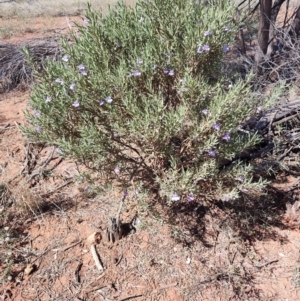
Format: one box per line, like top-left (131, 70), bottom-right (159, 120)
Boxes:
top-left (256, 106), bottom-right (262, 113)
top-left (83, 19), bottom-right (89, 26)
top-left (168, 69), bottom-right (174, 76)
top-left (45, 96), bottom-right (52, 103)
top-left (114, 166), bottom-right (120, 174)
top-left (34, 110), bottom-right (41, 116)
top-left (237, 177), bottom-right (244, 183)
top-left (213, 124), bottom-right (221, 131)
top-left (36, 126), bottom-right (41, 133)
top-left (222, 195), bottom-right (231, 202)
top-left (222, 133), bottom-right (230, 141)
top-left (72, 100), bottom-right (80, 108)
top-left (106, 96), bottom-right (113, 104)
top-left (113, 132), bottom-right (119, 138)
top-left (203, 44), bottom-right (210, 52)
top-left (224, 26), bottom-right (231, 32)
top-left (222, 45), bottom-right (230, 53)
top-left (55, 78), bottom-right (63, 85)
top-left (124, 190), bottom-right (128, 197)
top-left (70, 83), bottom-right (76, 91)
top-left (137, 58), bottom-right (143, 64)
top-left (202, 109), bottom-right (209, 115)
top-left (99, 100), bottom-right (104, 105)
top-left (187, 194), bottom-right (195, 201)
top-left (78, 64), bottom-right (85, 70)
top-left (56, 148), bottom-right (63, 154)
top-left (81, 70), bottom-right (88, 76)
top-left (171, 193), bottom-right (180, 201)
top-left (209, 150), bottom-right (216, 158)
top-left (134, 190), bottom-right (139, 195)
top-left (62, 55), bottom-right (69, 62)
top-left (131, 70), bottom-right (141, 77)
top-left (204, 30), bottom-right (212, 36)
top-left (197, 46), bottom-right (203, 54)
top-left (163, 68), bottom-right (169, 74)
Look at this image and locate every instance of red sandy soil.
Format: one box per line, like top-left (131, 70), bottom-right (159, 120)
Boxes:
top-left (1, 14), bottom-right (300, 301)
top-left (0, 16), bottom-right (82, 44)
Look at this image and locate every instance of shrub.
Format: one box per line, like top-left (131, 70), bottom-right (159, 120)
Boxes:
top-left (23, 0), bottom-right (267, 204)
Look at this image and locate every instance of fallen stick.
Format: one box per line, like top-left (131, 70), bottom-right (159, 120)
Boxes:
top-left (119, 294), bottom-right (143, 301)
top-left (75, 262), bottom-right (83, 283)
top-left (254, 259), bottom-right (279, 269)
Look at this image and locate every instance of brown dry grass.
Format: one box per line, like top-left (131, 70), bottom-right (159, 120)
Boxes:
top-left (0, 0), bottom-right (137, 40)
top-left (0, 0), bottom-right (138, 19)
top-left (7, 180), bottom-right (44, 215)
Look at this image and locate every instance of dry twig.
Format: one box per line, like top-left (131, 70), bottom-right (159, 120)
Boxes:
top-left (254, 259), bottom-right (279, 269)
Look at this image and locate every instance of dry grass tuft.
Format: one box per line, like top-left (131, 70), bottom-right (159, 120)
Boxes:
top-left (285, 200), bottom-right (300, 228)
top-left (7, 180), bottom-right (43, 215)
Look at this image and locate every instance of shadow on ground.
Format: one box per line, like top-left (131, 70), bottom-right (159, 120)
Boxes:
top-left (163, 183), bottom-right (294, 246)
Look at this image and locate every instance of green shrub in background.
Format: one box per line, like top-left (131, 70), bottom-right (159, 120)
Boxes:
top-left (23, 0), bottom-right (268, 203)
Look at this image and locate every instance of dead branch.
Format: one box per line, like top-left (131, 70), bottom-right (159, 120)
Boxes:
top-left (267, 0), bottom-right (287, 56)
top-left (119, 295), bottom-right (144, 301)
top-left (0, 38), bottom-right (60, 93)
top-left (255, 0), bottom-right (272, 73)
top-left (220, 98), bottom-right (300, 168)
top-left (254, 259), bottom-right (279, 269)
top-left (253, 99), bottom-right (300, 131)
top-left (75, 262), bottom-right (83, 283)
